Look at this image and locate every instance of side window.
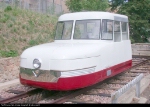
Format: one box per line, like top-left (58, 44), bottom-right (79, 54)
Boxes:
top-left (87, 23), bottom-right (95, 32)
top-left (62, 21), bottom-right (73, 39)
top-left (55, 21), bottom-right (73, 40)
top-left (86, 22), bottom-right (100, 39)
top-left (102, 20), bottom-right (113, 40)
top-left (74, 23), bottom-right (85, 39)
top-left (55, 22), bottom-right (64, 40)
top-left (114, 21), bottom-right (121, 42)
top-left (122, 22), bottom-right (128, 40)
top-left (74, 20), bottom-right (100, 39)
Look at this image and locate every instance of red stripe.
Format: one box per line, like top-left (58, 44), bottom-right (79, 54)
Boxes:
top-left (20, 60), bottom-right (132, 91)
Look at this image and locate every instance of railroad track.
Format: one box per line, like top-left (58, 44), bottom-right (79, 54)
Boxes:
top-left (0, 57), bottom-right (150, 104)
top-left (0, 85), bottom-right (74, 104)
top-left (0, 88), bottom-right (44, 104)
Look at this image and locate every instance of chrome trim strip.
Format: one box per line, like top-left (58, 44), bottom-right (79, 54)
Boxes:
top-left (61, 66), bottom-right (96, 77)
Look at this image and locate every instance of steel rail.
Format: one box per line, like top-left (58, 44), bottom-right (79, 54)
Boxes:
top-left (0, 89), bottom-right (42, 104)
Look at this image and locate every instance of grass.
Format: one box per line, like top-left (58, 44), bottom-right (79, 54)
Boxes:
top-left (0, 4), bottom-right (58, 58)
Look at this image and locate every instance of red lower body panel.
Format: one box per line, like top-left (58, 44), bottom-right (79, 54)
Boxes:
top-left (20, 60), bottom-right (132, 91)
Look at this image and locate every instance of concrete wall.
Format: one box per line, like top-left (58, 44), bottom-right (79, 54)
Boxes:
top-left (21, 0), bottom-right (69, 13)
top-left (0, 0), bottom-right (70, 15)
top-left (132, 43), bottom-right (150, 56)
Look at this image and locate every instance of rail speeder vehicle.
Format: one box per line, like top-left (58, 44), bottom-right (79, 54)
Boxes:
top-left (19, 11), bottom-right (132, 91)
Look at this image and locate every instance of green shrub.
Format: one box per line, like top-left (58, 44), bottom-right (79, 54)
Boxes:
top-left (0, 17), bottom-right (8, 23)
top-left (29, 40), bottom-right (38, 46)
top-left (0, 23), bottom-right (2, 30)
top-left (4, 6), bottom-right (12, 12)
top-left (0, 5), bottom-right (57, 58)
top-left (0, 50), bottom-right (18, 57)
top-left (22, 24), bottom-right (26, 29)
top-left (7, 23), bottom-right (13, 28)
top-left (28, 20), bottom-right (34, 26)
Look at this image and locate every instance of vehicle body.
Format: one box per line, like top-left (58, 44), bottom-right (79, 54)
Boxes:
top-left (19, 11), bottom-right (132, 91)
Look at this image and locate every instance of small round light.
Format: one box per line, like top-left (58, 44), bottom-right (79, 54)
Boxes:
top-left (33, 59), bottom-right (41, 69)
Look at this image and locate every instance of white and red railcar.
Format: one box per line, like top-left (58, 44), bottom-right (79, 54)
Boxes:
top-left (19, 11), bottom-right (132, 91)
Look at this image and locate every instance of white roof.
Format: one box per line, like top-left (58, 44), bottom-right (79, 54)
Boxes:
top-left (58, 11), bottom-right (128, 22)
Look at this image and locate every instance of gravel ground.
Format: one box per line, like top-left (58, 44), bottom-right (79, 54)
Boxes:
top-left (0, 71), bottom-right (19, 83)
top-left (0, 68), bottom-right (150, 104)
top-left (0, 74), bottom-right (150, 104)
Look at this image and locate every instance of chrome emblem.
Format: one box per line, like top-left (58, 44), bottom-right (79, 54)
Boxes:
top-left (32, 70), bottom-right (41, 77)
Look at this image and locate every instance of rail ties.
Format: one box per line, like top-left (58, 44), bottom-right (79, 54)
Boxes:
top-left (85, 93), bottom-right (111, 97)
top-left (130, 70), bottom-right (148, 73)
top-left (0, 96), bottom-right (4, 100)
top-left (0, 89), bottom-right (42, 104)
top-left (94, 86), bottom-right (121, 91)
top-left (107, 82), bottom-right (127, 85)
top-left (65, 100), bottom-right (94, 104)
top-left (135, 68), bottom-right (150, 70)
top-left (7, 90), bottom-right (25, 94)
top-left (94, 87), bottom-right (118, 91)
top-left (65, 93), bottom-right (111, 104)
top-left (116, 76), bottom-right (134, 80)
top-left (123, 73), bottom-right (139, 77)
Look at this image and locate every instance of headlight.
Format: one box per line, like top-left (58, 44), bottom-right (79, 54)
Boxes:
top-left (33, 59), bottom-right (41, 69)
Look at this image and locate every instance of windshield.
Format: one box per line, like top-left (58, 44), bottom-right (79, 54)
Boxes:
top-left (74, 20), bottom-right (100, 40)
top-left (55, 21), bottom-right (73, 40)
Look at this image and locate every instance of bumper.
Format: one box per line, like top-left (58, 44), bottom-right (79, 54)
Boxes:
top-left (20, 68), bottom-right (60, 83)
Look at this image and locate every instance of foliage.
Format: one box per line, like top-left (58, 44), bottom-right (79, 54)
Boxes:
top-left (0, 50), bottom-right (18, 57)
top-left (4, 6), bottom-right (12, 12)
top-left (117, 0), bottom-right (150, 43)
top-left (109, 0), bottom-right (126, 11)
top-left (0, 4), bottom-right (58, 58)
top-left (66, 0), bottom-right (109, 12)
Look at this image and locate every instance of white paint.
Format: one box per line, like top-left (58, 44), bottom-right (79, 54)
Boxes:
top-left (58, 11), bottom-right (128, 21)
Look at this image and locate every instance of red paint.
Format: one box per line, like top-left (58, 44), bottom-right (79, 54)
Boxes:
top-left (20, 60), bottom-right (132, 91)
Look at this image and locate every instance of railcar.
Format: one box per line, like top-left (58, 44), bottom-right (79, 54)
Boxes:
top-left (19, 11), bottom-right (132, 91)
